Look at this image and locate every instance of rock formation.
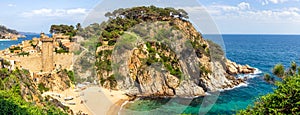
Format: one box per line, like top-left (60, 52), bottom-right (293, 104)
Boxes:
top-left (226, 60), bottom-right (256, 74)
top-left (0, 25), bottom-right (21, 40)
top-left (95, 6), bottom-right (256, 97)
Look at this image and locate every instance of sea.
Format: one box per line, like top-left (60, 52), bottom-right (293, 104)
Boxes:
top-left (120, 35), bottom-right (300, 115)
top-left (1, 34), bottom-right (300, 115)
top-left (0, 34), bottom-right (41, 50)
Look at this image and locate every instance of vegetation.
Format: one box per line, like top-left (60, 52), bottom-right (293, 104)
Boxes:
top-left (0, 25), bottom-right (18, 39)
top-left (18, 51), bottom-right (29, 56)
top-left (37, 83), bottom-right (49, 93)
top-left (207, 40), bottom-right (225, 62)
top-left (49, 24), bottom-right (79, 37)
top-left (144, 41), bottom-right (183, 80)
top-left (63, 69), bottom-right (75, 84)
top-left (272, 63), bottom-right (285, 78)
top-left (99, 6), bottom-right (190, 47)
top-left (54, 48), bottom-right (68, 53)
top-left (263, 73), bottom-right (274, 83)
top-left (80, 35), bottom-right (100, 52)
top-left (77, 23), bottom-right (103, 39)
top-left (9, 46), bottom-right (22, 53)
top-left (94, 6), bottom-right (222, 88)
top-left (0, 68), bottom-right (68, 114)
top-left (238, 61), bottom-right (300, 114)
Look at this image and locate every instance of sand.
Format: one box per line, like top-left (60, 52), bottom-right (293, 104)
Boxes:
top-left (81, 86), bottom-right (129, 115)
top-left (43, 88), bottom-right (93, 114)
top-left (43, 86), bottom-right (129, 115)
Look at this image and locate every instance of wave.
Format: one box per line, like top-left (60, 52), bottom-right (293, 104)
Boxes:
top-left (251, 68), bottom-right (263, 75)
top-left (237, 68), bottom-right (262, 79)
top-left (0, 39), bottom-right (12, 41)
top-left (205, 92), bottom-right (211, 95)
top-left (218, 82), bottom-right (248, 92)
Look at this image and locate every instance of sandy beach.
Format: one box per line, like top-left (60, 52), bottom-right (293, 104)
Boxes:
top-left (43, 86), bottom-right (129, 115)
top-left (81, 86), bottom-right (129, 115)
top-left (43, 88), bottom-right (93, 114)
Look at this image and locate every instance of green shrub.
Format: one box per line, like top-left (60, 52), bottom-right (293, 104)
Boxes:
top-left (263, 73), bottom-right (274, 83)
top-left (239, 61), bottom-right (300, 114)
top-left (272, 64), bottom-right (285, 78)
top-left (38, 83), bottom-right (49, 93)
top-left (66, 70), bottom-right (75, 84)
top-left (17, 52), bottom-right (29, 56)
top-left (108, 40), bottom-right (116, 46)
top-left (238, 74), bottom-right (300, 114)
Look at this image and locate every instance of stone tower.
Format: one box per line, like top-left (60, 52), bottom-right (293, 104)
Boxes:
top-left (41, 33), bottom-right (54, 72)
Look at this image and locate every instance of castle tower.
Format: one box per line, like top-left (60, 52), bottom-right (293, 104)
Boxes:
top-left (40, 33), bottom-right (54, 72)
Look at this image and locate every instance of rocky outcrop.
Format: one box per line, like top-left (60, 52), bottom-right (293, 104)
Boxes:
top-left (95, 6), bottom-right (256, 98)
top-left (0, 25), bottom-right (20, 40)
top-left (226, 59), bottom-right (256, 74)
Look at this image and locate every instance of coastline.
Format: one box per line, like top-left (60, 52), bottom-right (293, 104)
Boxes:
top-left (107, 99), bottom-right (129, 115)
top-left (111, 69), bottom-right (263, 114)
top-left (42, 86), bottom-right (129, 115)
top-left (81, 86), bottom-right (129, 115)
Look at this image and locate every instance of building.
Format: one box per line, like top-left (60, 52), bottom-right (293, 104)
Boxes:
top-left (3, 33), bottom-right (74, 73)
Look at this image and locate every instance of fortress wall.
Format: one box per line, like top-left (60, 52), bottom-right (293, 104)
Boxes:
top-left (53, 53), bottom-right (73, 70)
top-left (10, 55), bottom-right (42, 72)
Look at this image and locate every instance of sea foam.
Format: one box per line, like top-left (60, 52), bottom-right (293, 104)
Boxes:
top-left (217, 82), bottom-right (249, 92)
top-left (237, 68), bottom-right (262, 79)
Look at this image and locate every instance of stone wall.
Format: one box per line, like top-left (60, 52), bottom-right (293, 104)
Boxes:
top-left (9, 52), bottom-right (73, 73)
top-left (10, 54), bottom-right (42, 72)
top-left (53, 53), bottom-right (73, 70)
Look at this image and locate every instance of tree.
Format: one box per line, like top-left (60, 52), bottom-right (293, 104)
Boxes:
top-left (263, 73), bottom-right (274, 83)
top-left (239, 61), bottom-right (300, 114)
top-left (272, 64), bottom-right (285, 78)
top-left (49, 24), bottom-right (77, 37)
top-left (287, 61), bottom-right (297, 76)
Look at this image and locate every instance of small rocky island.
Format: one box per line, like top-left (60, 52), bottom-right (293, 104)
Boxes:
top-left (95, 6), bottom-right (256, 97)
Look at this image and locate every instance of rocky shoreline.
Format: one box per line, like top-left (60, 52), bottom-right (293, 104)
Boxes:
top-left (96, 6), bottom-right (258, 99)
top-left (121, 59), bottom-right (257, 99)
top-left (226, 59), bottom-right (256, 74)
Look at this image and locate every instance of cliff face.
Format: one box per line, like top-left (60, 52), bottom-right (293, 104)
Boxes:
top-left (95, 6), bottom-right (255, 97)
top-left (0, 25), bottom-right (20, 39)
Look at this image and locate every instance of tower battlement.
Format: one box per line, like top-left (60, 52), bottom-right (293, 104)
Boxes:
top-left (40, 38), bottom-right (53, 42)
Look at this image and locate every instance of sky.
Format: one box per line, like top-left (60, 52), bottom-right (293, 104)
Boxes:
top-left (1, 0), bottom-right (300, 34)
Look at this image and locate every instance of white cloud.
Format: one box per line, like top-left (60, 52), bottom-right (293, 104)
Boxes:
top-left (262, 0), bottom-right (299, 5)
top-left (8, 4), bottom-right (16, 7)
top-left (179, 2), bottom-right (300, 23)
top-left (238, 2), bottom-right (250, 10)
top-left (21, 8), bottom-right (88, 17)
top-left (205, 2), bottom-right (251, 13)
top-left (67, 8), bottom-right (87, 15)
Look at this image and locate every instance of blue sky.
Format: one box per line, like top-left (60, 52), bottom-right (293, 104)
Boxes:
top-left (1, 0), bottom-right (300, 34)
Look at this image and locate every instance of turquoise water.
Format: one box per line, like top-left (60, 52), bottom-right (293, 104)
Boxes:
top-left (0, 34), bottom-right (40, 50)
top-left (122, 35), bottom-right (300, 114)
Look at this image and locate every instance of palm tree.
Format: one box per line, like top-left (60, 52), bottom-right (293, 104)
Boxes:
top-left (272, 64), bottom-right (285, 78)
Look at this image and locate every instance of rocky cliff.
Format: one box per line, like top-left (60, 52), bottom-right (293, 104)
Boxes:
top-left (95, 6), bottom-right (255, 97)
top-left (0, 25), bottom-right (20, 40)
